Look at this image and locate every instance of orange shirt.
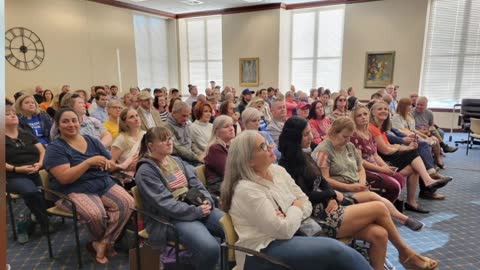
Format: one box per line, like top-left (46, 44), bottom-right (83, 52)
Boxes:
top-left (368, 123), bottom-right (389, 145)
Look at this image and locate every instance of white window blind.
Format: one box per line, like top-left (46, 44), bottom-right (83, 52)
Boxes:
top-left (187, 16), bottom-right (223, 94)
top-left (291, 5), bottom-right (345, 92)
top-left (420, 0), bottom-right (480, 108)
top-left (133, 15), bottom-right (170, 89)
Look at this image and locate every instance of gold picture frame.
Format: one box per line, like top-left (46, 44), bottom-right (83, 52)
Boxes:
top-left (239, 58), bottom-right (259, 87)
top-left (364, 51), bottom-right (395, 88)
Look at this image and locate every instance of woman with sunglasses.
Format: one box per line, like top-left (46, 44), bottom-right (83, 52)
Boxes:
top-left (328, 94), bottom-right (349, 122)
top-left (5, 105), bottom-right (51, 237)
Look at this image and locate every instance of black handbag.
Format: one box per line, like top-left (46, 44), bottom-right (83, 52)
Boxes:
top-left (272, 197), bottom-right (324, 237)
top-left (297, 217), bottom-right (324, 237)
top-left (182, 187), bottom-right (207, 206)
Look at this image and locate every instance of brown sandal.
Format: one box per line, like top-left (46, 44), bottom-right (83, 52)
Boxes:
top-left (401, 253), bottom-right (438, 270)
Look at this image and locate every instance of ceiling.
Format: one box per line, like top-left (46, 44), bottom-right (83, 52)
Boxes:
top-left (115, 0), bottom-right (330, 14)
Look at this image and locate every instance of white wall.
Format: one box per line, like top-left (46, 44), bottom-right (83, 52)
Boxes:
top-left (6, 0), bottom-right (138, 97)
top-left (341, 0), bottom-right (429, 100)
top-left (222, 9), bottom-right (281, 92)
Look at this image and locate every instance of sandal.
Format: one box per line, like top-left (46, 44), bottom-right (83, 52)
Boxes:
top-left (86, 242), bottom-right (109, 265)
top-left (401, 253), bottom-right (438, 270)
top-left (436, 162), bottom-right (445, 169)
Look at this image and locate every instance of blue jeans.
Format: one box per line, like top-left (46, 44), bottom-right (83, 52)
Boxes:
top-left (417, 141), bottom-right (435, 170)
top-left (244, 236), bottom-right (372, 270)
top-left (171, 208), bottom-right (224, 270)
top-left (7, 174), bottom-right (49, 230)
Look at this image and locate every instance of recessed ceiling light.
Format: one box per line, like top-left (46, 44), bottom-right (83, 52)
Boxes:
top-left (130, 0), bottom-right (149, 2)
top-left (181, 0), bottom-right (204, 5)
top-left (243, 0), bottom-right (264, 3)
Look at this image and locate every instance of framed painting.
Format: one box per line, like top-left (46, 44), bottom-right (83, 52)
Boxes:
top-left (364, 51), bottom-right (395, 88)
top-left (239, 58), bottom-right (259, 87)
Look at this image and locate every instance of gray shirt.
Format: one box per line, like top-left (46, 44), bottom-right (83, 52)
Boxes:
top-left (412, 109), bottom-right (434, 130)
top-left (266, 119), bottom-right (285, 146)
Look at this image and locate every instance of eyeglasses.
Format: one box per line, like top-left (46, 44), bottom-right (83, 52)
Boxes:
top-left (338, 99), bottom-right (347, 102)
top-left (258, 141), bottom-right (273, 152)
top-left (109, 106), bottom-right (123, 110)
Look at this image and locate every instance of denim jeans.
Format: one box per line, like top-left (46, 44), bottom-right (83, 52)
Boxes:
top-left (171, 208), bottom-right (225, 270)
top-left (417, 141), bottom-right (435, 170)
top-left (244, 236), bottom-right (372, 270)
top-left (6, 174), bottom-right (49, 230)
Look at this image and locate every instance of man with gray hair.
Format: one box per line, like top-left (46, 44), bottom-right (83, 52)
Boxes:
top-left (413, 96), bottom-right (457, 153)
top-left (266, 99), bottom-right (287, 145)
top-left (166, 101), bottom-right (203, 165)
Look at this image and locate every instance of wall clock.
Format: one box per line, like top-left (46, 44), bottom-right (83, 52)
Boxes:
top-left (5, 27), bottom-right (45, 71)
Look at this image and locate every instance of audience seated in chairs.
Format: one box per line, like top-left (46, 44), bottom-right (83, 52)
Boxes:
top-left (219, 100), bottom-right (242, 135)
top-left (308, 100), bottom-right (331, 146)
top-left (103, 100), bottom-right (123, 140)
top-left (311, 117), bottom-right (427, 228)
top-left (220, 130), bottom-right (372, 270)
top-left (166, 101), bottom-right (203, 166)
top-left (278, 117), bottom-right (438, 270)
top-left (413, 96), bottom-right (458, 153)
top-left (53, 93), bottom-right (113, 148)
top-left (350, 106), bottom-right (406, 203)
top-left (189, 101), bottom-right (214, 158)
top-left (110, 108), bottom-right (146, 189)
top-left (328, 94), bottom-right (350, 122)
top-left (5, 104), bottom-right (50, 235)
top-left (137, 91), bottom-right (164, 131)
top-left (204, 115), bottom-right (236, 196)
top-left (16, 94), bottom-right (53, 146)
top-left (39, 89), bottom-right (54, 113)
top-left (392, 98), bottom-right (444, 169)
top-left (369, 102), bottom-right (452, 213)
top-left (266, 99), bottom-right (287, 145)
top-left (134, 126), bottom-right (224, 270)
top-left (43, 107), bottom-right (134, 265)
top-left (242, 107), bottom-right (281, 159)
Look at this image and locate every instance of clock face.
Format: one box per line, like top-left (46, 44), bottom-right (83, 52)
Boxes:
top-left (5, 27), bottom-right (45, 71)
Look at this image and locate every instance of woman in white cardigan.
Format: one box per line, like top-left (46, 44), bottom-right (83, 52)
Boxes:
top-left (220, 130), bottom-right (372, 270)
top-left (189, 101), bottom-right (214, 157)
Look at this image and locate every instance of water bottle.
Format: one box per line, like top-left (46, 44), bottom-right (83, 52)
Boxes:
top-left (16, 214), bottom-right (29, 244)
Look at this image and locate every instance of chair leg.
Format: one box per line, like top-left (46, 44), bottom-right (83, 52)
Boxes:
top-left (133, 212), bottom-right (141, 270)
top-left (46, 215), bottom-right (53, 258)
top-left (467, 133), bottom-right (470, 155)
top-left (7, 195), bottom-right (17, 240)
top-left (174, 232), bottom-right (181, 270)
top-left (73, 217), bottom-right (83, 268)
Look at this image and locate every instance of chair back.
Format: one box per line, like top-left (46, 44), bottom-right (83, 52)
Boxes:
top-left (39, 170), bottom-right (54, 201)
top-left (471, 118), bottom-right (480, 134)
top-left (131, 186), bottom-right (144, 222)
top-left (219, 213), bottom-right (238, 262)
top-left (195, 165), bottom-right (207, 185)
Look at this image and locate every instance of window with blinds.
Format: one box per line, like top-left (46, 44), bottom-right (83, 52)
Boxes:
top-left (133, 15), bottom-right (170, 90)
top-left (291, 5), bottom-right (345, 92)
top-left (420, 0), bottom-right (480, 108)
top-left (187, 16), bottom-right (223, 93)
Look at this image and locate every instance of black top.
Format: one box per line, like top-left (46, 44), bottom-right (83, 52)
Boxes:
top-left (6, 129), bottom-right (40, 178)
top-left (279, 153), bottom-right (336, 207)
